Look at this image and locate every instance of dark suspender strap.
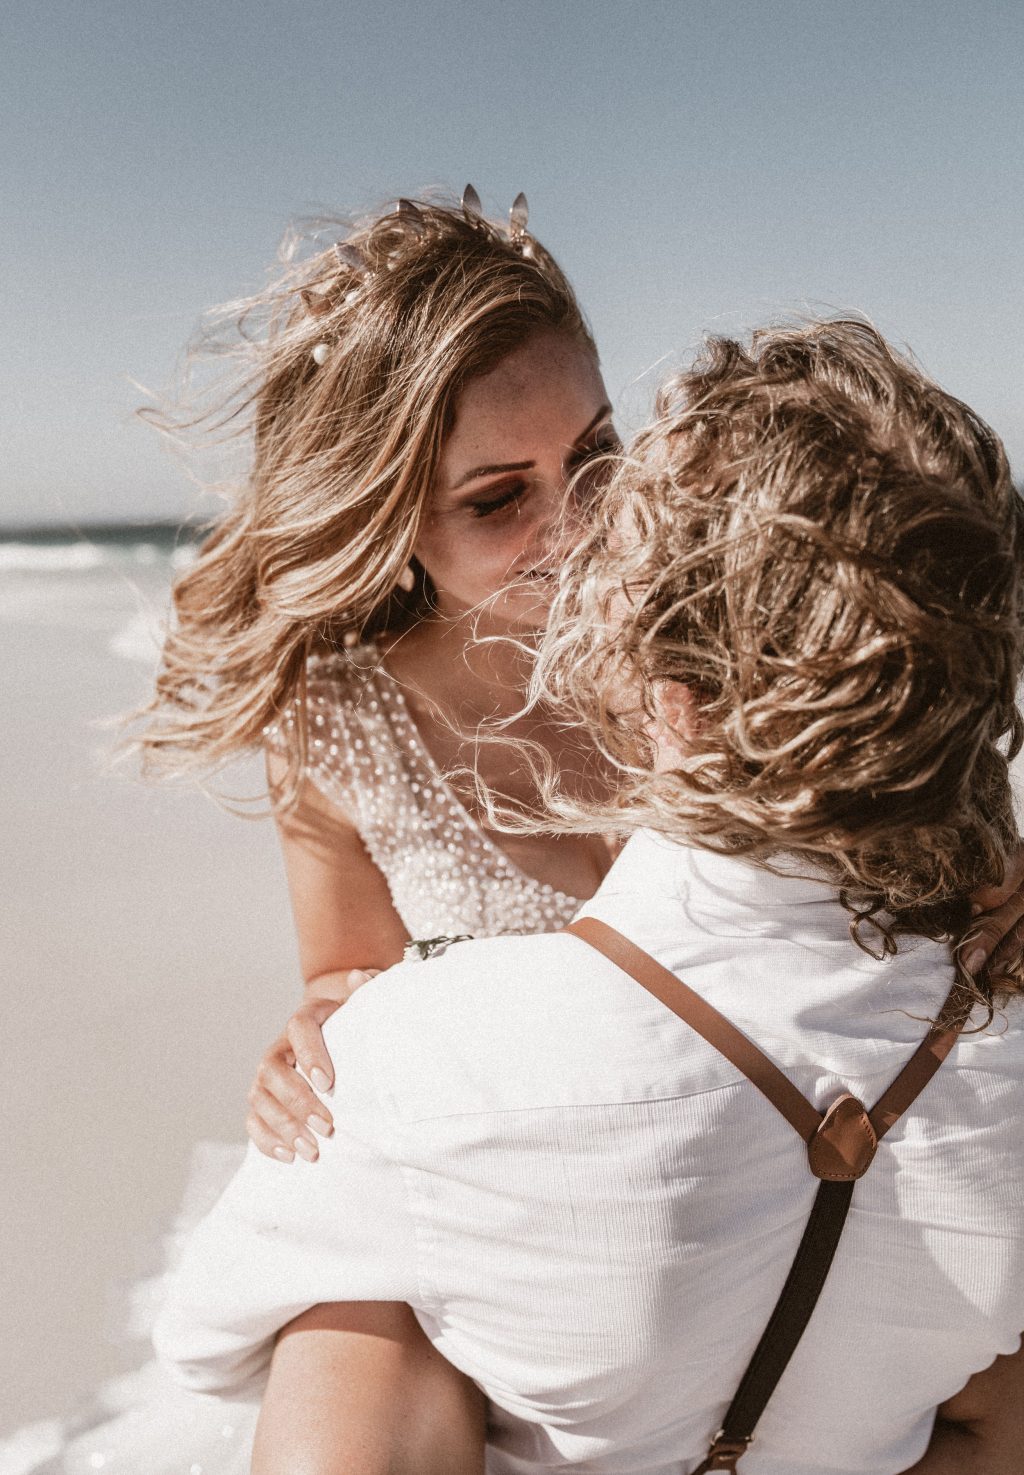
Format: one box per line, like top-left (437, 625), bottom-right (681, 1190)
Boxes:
top-left (563, 916), bottom-right (970, 1474)
top-left (692, 1178), bottom-right (855, 1471)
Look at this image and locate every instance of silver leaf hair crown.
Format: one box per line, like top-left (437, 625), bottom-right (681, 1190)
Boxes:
top-left (309, 185), bottom-right (533, 365)
top-left (461, 183), bottom-right (531, 244)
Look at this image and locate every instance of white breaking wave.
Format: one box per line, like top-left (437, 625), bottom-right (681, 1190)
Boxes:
top-left (0, 542), bottom-right (108, 573)
top-left (0, 539), bottom-right (198, 576)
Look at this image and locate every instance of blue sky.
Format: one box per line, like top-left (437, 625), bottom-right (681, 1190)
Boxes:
top-left (2, 0), bottom-right (1021, 525)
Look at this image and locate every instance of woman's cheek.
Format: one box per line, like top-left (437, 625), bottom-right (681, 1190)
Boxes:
top-left (415, 529), bottom-right (505, 606)
top-left (417, 506), bottom-right (552, 607)
top-left (464, 536), bottom-right (527, 602)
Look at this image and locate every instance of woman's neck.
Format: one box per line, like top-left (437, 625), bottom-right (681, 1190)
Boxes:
top-left (381, 611), bottom-right (538, 718)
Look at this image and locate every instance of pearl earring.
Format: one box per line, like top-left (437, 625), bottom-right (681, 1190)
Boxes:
top-left (396, 564), bottom-right (416, 593)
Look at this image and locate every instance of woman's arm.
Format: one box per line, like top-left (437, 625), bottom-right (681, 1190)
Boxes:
top-left (898, 1340), bottom-right (1024, 1474)
top-left (269, 748), bottom-right (410, 985)
top-left (252, 1302), bottom-right (486, 1475)
top-left (246, 753), bottom-right (410, 1162)
top-left (240, 770), bottom-right (484, 1474)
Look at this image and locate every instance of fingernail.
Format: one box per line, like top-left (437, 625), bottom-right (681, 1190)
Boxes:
top-left (272, 1146), bottom-right (294, 1163)
top-left (970, 903), bottom-right (982, 917)
top-left (310, 1068), bottom-right (332, 1093)
top-left (307, 1113), bottom-right (333, 1138)
top-left (964, 947), bottom-right (987, 975)
top-left (294, 1137), bottom-right (318, 1162)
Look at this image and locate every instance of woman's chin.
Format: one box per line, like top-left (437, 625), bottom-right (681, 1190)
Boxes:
top-left (437, 582), bottom-right (554, 634)
top-left (501, 587), bottom-right (555, 631)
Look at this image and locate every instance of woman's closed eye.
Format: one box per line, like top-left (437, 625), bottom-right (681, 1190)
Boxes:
top-left (467, 432), bottom-right (618, 519)
top-left (470, 480), bottom-right (529, 519)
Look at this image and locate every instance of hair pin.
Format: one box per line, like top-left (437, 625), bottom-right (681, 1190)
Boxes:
top-left (396, 198), bottom-right (426, 235)
top-left (311, 343), bottom-right (330, 366)
top-left (509, 191), bottom-right (529, 237)
top-left (333, 242), bottom-right (365, 273)
top-left (300, 288), bottom-right (335, 318)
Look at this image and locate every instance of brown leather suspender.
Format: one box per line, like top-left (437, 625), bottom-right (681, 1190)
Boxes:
top-left (563, 916), bottom-right (971, 1474)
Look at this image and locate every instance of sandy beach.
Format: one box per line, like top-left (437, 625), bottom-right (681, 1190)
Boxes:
top-left (1, 542), bottom-right (299, 1440)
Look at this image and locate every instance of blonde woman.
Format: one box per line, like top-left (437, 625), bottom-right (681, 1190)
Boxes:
top-left (147, 190), bottom-right (619, 1162)
top-left (16, 193), bottom-right (618, 1474)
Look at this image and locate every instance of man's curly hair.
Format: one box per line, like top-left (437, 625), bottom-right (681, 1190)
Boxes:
top-left (535, 319), bottom-right (1024, 1007)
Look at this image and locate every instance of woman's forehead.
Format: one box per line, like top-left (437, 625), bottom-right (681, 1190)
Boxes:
top-left (442, 334), bottom-right (609, 477)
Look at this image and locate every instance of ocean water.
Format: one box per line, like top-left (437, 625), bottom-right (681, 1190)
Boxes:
top-left (0, 523), bottom-right (198, 664)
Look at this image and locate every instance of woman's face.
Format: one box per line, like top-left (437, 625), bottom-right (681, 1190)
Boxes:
top-left (415, 329), bottom-right (617, 630)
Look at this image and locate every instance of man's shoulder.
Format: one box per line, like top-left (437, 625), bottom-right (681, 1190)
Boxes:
top-left (361, 931), bottom-right (573, 1009)
top-left (320, 930), bottom-right (635, 1121)
top-left (324, 933), bottom-right (575, 1042)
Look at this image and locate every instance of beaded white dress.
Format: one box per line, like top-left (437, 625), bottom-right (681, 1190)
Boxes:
top-left (5, 644), bottom-right (582, 1475)
top-left (279, 645), bottom-right (580, 938)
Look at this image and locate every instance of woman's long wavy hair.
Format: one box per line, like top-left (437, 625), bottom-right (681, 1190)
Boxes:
top-left (133, 194), bottom-right (593, 784)
top-left (533, 319), bottom-right (1024, 1008)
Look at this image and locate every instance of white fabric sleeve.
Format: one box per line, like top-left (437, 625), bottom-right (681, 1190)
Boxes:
top-left (153, 987), bottom-right (420, 1395)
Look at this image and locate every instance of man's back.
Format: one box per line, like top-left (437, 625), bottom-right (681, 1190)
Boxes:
top-left (158, 831), bottom-right (1024, 1474)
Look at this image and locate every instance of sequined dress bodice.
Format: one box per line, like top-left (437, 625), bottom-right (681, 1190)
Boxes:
top-left (267, 646), bottom-right (582, 938)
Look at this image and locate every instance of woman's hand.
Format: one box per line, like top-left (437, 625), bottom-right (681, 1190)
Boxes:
top-left (246, 969), bottom-right (380, 1163)
top-left (964, 844), bottom-right (1024, 981)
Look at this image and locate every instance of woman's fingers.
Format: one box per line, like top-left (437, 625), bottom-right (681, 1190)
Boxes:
top-left (286, 997), bottom-right (345, 1097)
top-left (968, 844), bottom-right (1024, 915)
top-left (249, 1051), bottom-right (333, 1148)
top-left (964, 842), bottom-right (1024, 973)
top-left (282, 977), bottom-right (379, 1093)
top-left (986, 914), bottom-right (1024, 983)
top-left (247, 1086), bottom-right (323, 1162)
top-left (247, 973), bottom-right (388, 1161)
top-left (247, 1107), bottom-right (297, 1163)
top-left (963, 882), bottom-right (1024, 974)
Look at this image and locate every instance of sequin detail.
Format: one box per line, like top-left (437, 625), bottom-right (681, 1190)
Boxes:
top-left (265, 646), bottom-right (582, 938)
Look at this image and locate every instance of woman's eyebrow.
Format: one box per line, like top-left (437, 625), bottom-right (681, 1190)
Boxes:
top-left (450, 458), bottom-right (534, 489)
top-left (448, 404), bottom-right (613, 490)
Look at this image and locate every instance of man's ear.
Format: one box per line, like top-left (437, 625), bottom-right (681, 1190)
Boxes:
top-left (649, 680), bottom-right (700, 770)
top-left (653, 680), bottom-right (700, 742)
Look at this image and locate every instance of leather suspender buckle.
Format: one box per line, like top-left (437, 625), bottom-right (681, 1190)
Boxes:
top-left (807, 1092), bottom-right (878, 1181)
top-left (691, 1430), bottom-right (753, 1472)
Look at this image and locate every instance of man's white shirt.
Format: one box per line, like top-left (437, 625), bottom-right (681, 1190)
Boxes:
top-left (155, 831), bottom-right (1024, 1475)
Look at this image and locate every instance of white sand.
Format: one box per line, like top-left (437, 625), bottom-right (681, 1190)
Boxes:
top-left (1, 561), bottom-right (298, 1436)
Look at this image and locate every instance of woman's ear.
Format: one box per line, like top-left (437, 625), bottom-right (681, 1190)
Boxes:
top-left (649, 680), bottom-right (700, 770)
